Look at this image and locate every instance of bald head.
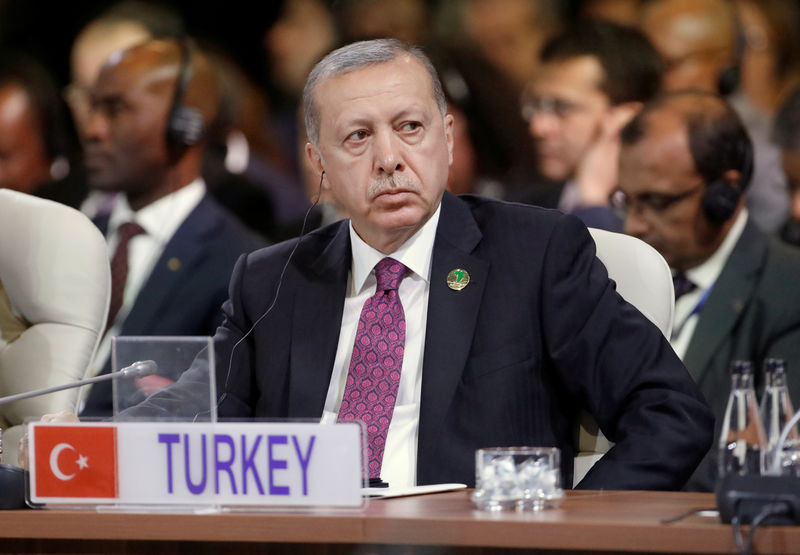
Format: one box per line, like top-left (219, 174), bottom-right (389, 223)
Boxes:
top-left (622, 91), bottom-right (752, 187)
top-left (640, 0), bottom-right (737, 93)
top-left (84, 39), bottom-right (219, 209)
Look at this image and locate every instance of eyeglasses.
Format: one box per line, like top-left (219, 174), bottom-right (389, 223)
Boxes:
top-left (519, 92), bottom-right (583, 123)
top-left (609, 184), bottom-right (705, 219)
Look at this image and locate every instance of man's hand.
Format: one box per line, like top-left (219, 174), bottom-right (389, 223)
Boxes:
top-left (17, 411), bottom-right (80, 469)
top-left (574, 101), bottom-right (641, 206)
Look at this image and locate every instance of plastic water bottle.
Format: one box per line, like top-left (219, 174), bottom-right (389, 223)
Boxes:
top-left (760, 359), bottom-right (800, 475)
top-left (718, 360), bottom-right (767, 478)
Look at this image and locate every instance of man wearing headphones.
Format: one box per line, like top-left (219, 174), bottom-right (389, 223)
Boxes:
top-left (638, 0), bottom-right (791, 235)
top-left (79, 39), bottom-right (264, 416)
top-left (614, 90), bottom-right (800, 491)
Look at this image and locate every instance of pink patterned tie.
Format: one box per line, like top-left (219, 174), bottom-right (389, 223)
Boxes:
top-left (338, 257), bottom-right (407, 479)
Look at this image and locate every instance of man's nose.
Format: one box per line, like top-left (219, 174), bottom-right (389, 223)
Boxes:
top-left (374, 130), bottom-right (403, 174)
top-left (623, 208), bottom-right (649, 238)
top-left (528, 111), bottom-right (557, 139)
top-left (83, 110), bottom-right (108, 141)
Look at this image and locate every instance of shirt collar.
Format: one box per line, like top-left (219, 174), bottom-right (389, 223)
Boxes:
top-left (107, 178), bottom-right (206, 243)
top-left (348, 204), bottom-right (441, 295)
top-left (685, 208), bottom-right (749, 290)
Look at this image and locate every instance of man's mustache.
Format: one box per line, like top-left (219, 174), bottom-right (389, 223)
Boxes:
top-left (368, 173), bottom-right (420, 198)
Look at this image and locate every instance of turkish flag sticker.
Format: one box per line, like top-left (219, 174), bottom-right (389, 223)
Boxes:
top-left (33, 425), bottom-right (118, 499)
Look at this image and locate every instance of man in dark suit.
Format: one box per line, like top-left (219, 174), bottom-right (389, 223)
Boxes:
top-left (79, 39), bottom-right (264, 417)
top-left (130, 39), bottom-right (712, 490)
top-left (615, 90), bottom-right (800, 491)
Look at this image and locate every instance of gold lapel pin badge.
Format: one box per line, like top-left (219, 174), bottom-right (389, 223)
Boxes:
top-left (446, 268), bottom-right (470, 291)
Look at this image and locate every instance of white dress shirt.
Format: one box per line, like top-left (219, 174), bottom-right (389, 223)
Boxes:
top-left (320, 205), bottom-right (441, 488)
top-left (91, 179), bottom-right (206, 378)
top-left (671, 209), bottom-right (749, 359)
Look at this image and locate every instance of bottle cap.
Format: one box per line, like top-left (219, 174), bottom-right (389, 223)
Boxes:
top-left (729, 360), bottom-right (753, 375)
top-left (763, 358), bottom-right (786, 375)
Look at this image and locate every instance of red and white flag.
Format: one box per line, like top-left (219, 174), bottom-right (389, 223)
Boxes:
top-left (33, 425), bottom-right (118, 498)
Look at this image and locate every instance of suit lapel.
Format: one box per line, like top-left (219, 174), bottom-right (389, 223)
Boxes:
top-left (683, 221), bottom-right (767, 383)
top-left (288, 223), bottom-right (350, 417)
top-left (418, 193), bottom-right (488, 471)
top-left (121, 197), bottom-right (217, 334)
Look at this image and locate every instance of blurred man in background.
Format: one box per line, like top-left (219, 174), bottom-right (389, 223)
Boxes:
top-left (615, 90), bottom-right (800, 491)
top-left (519, 19), bottom-right (663, 231)
top-left (80, 39), bottom-right (264, 416)
top-left (0, 53), bottom-right (74, 199)
top-left (639, 0), bottom-right (793, 234)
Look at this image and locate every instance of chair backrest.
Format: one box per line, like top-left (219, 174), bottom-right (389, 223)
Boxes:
top-left (0, 190), bottom-right (110, 464)
top-left (588, 227), bottom-right (674, 338)
top-left (574, 227), bottom-right (674, 485)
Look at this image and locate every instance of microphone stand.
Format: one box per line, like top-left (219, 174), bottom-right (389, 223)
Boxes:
top-left (0, 360), bottom-right (157, 406)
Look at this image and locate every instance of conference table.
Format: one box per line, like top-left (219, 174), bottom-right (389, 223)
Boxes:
top-left (0, 489), bottom-right (798, 554)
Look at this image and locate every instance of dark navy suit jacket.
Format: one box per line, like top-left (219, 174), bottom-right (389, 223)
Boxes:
top-left (81, 194), bottom-right (265, 416)
top-left (137, 192), bottom-right (712, 489)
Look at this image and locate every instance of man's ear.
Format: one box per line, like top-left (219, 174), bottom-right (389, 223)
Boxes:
top-left (444, 113), bottom-right (455, 165)
top-left (721, 168), bottom-right (743, 189)
top-left (305, 142), bottom-right (328, 189)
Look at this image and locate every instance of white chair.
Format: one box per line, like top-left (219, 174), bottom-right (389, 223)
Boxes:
top-left (574, 227), bottom-right (674, 485)
top-left (0, 190), bottom-right (110, 465)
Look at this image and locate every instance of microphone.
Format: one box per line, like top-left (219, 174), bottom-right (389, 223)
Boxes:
top-left (0, 360), bottom-right (157, 509)
top-left (0, 360), bottom-right (158, 407)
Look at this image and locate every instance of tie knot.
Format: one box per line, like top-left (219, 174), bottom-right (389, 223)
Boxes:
top-left (117, 221), bottom-right (146, 242)
top-left (374, 257), bottom-right (407, 292)
top-left (673, 272), bottom-right (696, 301)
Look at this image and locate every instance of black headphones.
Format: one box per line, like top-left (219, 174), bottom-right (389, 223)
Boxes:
top-left (701, 177), bottom-right (742, 223)
top-left (165, 39), bottom-right (205, 153)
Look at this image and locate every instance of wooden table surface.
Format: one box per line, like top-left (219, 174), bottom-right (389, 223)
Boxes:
top-left (0, 489), bottom-right (798, 554)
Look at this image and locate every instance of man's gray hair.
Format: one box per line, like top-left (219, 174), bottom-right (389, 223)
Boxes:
top-left (303, 38), bottom-right (447, 146)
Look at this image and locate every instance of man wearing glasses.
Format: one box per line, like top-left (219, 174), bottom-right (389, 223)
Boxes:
top-left (613, 90), bottom-right (800, 492)
top-left (516, 19), bottom-right (663, 231)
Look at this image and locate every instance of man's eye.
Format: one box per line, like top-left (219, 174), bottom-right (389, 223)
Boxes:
top-left (400, 121), bottom-right (422, 132)
top-left (552, 100), bottom-right (575, 118)
top-left (642, 194), bottom-right (672, 211)
top-left (346, 130), bottom-right (368, 142)
top-left (97, 99), bottom-right (126, 117)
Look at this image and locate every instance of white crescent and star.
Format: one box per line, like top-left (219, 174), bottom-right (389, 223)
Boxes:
top-left (49, 443), bottom-right (89, 481)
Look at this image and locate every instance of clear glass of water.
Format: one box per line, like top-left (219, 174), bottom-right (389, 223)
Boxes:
top-left (471, 446), bottom-right (564, 512)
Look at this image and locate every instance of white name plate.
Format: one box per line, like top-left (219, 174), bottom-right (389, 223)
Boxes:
top-left (28, 421), bottom-right (364, 508)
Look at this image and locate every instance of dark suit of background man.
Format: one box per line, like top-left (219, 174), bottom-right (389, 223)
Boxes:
top-left (132, 38), bottom-right (712, 490)
top-left (80, 39), bottom-right (264, 417)
top-left (615, 90), bottom-right (800, 492)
